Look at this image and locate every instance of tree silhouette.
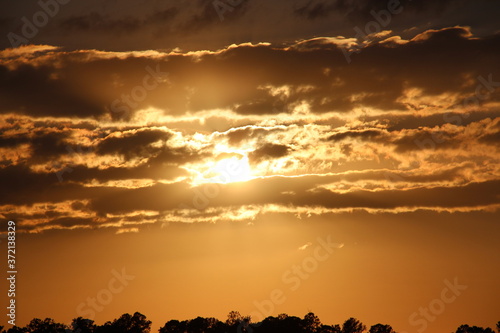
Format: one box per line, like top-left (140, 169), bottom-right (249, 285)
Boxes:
top-left (26, 319), bottom-right (67, 333)
top-left (342, 318), bottom-right (366, 333)
top-left (302, 312), bottom-right (322, 333)
top-left (455, 325), bottom-right (495, 333)
top-left (225, 311), bottom-right (252, 333)
top-left (320, 324), bottom-right (341, 333)
top-left (3, 311), bottom-right (499, 333)
top-left (236, 316), bottom-right (252, 333)
top-left (368, 324), bottom-right (395, 333)
top-left (187, 317), bottom-right (207, 333)
top-left (71, 318), bottom-right (95, 333)
top-left (6, 326), bottom-right (28, 333)
top-left (99, 312), bottom-right (151, 333)
top-left (257, 316), bottom-right (284, 333)
top-left (226, 311), bottom-right (243, 327)
top-left (277, 314), bottom-right (288, 321)
top-left (159, 320), bottom-right (184, 333)
top-left (187, 317), bottom-right (224, 333)
top-left (281, 315), bottom-right (304, 333)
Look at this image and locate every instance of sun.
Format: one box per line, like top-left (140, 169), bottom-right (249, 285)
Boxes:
top-left (186, 144), bottom-right (255, 185)
top-left (208, 155), bottom-right (253, 183)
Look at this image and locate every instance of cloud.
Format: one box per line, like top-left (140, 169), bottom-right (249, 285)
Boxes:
top-left (179, 0), bottom-right (250, 32)
top-left (84, 172), bottom-right (500, 217)
top-left (95, 129), bottom-right (173, 160)
top-left (1, 27), bottom-right (499, 121)
top-left (1, 27), bottom-right (499, 232)
top-left (115, 227), bottom-right (139, 234)
top-left (298, 242), bottom-right (312, 250)
top-left (2, 0), bottom-right (499, 52)
top-left (294, 0), bottom-right (460, 22)
top-left (327, 129), bottom-right (385, 141)
top-left (59, 7), bottom-right (179, 34)
top-left (248, 143), bottom-right (290, 163)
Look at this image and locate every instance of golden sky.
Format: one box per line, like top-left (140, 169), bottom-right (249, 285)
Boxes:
top-left (0, 1), bottom-right (499, 332)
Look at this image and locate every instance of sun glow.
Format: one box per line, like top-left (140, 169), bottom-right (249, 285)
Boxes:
top-left (187, 144), bottom-right (255, 185)
top-left (207, 155), bottom-right (253, 184)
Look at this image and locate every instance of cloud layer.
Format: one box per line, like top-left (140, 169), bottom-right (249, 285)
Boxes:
top-left (0, 27), bottom-right (499, 233)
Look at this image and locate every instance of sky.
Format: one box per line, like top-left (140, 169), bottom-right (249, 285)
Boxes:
top-left (0, 0), bottom-right (500, 332)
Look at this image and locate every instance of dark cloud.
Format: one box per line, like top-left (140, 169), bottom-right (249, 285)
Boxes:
top-left (367, 111), bottom-right (500, 132)
top-left (90, 127), bottom-right (211, 166)
top-left (29, 131), bottom-right (72, 164)
top-left (327, 129), bottom-right (385, 141)
top-left (325, 117), bottom-right (500, 152)
top-left (59, 7), bottom-right (178, 34)
top-left (1, 28), bottom-right (499, 119)
top-left (96, 129), bottom-right (172, 160)
top-left (0, 133), bottom-right (31, 149)
top-left (0, 16), bottom-right (14, 32)
top-left (51, 217), bottom-right (97, 228)
top-left (61, 163), bottom-right (188, 184)
top-left (0, 161), bottom-right (189, 207)
top-left (295, 179), bottom-right (500, 209)
top-left (0, 165), bottom-right (65, 205)
top-left (294, 0), bottom-right (460, 22)
top-left (248, 143), bottom-right (290, 163)
top-left (89, 182), bottom-right (191, 216)
top-left (225, 126), bottom-right (290, 145)
top-left (0, 63), bottom-right (106, 118)
top-left (391, 129), bottom-right (460, 152)
top-left (0, 130), bottom-right (78, 165)
top-left (179, 0), bottom-right (250, 32)
top-left (88, 174), bottom-right (500, 216)
top-left (1, 0), bottom-right (499, 52)
top-left (479, 130), bottom-right (500, 144)
top-left (60, 12), bottom-right (141, 34)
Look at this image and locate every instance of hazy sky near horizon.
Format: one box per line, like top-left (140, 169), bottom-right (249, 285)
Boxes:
top-left (0, 0), bottom-right (499, 332)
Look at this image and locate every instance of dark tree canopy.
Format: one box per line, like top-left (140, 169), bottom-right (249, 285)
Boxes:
top-left (455, 325), bottom-right (495, 333)
top-left (71, 318), bottom-right (95, 333)
top-left (27, 318), bottom-right (67, 333)
top-left (97, 312), bottom-right (151, 333)
top-left (342, 318), bottom-right (366, 333)
top-left (1, 311), bottom-right (497, 333)
top-left (6, 326), bottom-right (28, 333)
top-left (302, 312), bottom-right (322, 333)
top-left (368, 324), bottom-right (395, 333)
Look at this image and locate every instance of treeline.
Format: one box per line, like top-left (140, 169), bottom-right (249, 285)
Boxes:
top-left (1, 311), bottom-right (499, 333)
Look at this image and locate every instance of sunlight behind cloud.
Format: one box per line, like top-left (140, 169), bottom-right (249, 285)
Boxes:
top-left (207, 155), bottom-right (253, 184)
top-left (186, 143), bottom-right (255, 185)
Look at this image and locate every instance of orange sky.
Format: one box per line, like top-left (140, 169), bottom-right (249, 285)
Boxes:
top-left (1, 1), bottom-right (500, 332)
top-left (4, 210), bottom-right (499, 332)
